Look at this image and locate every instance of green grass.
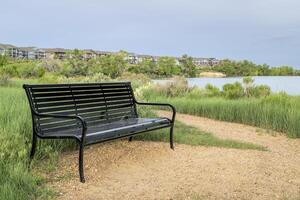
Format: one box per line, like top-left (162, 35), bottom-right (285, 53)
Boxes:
top-left (135, 121), bottom-right (266, 150)
top-left (145, 95), bottom-right (300, 138)
top-left (136, 106), bottom-right (265, 150)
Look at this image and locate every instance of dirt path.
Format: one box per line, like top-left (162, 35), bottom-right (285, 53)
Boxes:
top-left (48, 112), bottom-right (300, 200)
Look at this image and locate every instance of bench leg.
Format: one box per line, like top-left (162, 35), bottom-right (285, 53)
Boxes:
top-left (29, 134), bottom-right (37, 165)
top-left (128, 136), bottom-right (133, 142)
top-left (170, 126), bottom-right (174, 150)
top-left (79, 142), bottom-right (85, 183)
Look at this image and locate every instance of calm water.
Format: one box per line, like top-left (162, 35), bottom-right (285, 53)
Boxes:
top-left (154, 76), bottom-right (300, 96)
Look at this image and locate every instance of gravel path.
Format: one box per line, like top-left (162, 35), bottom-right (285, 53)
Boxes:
top-left (49, 112), bottom-right (300, 200)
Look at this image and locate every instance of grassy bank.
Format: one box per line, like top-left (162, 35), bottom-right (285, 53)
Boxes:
top-left (145, 95), bottom-right (300, 138)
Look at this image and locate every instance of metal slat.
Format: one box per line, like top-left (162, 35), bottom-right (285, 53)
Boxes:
top-left (39, 117), bottom-right (75, 124)
top-left (42, 124), bottom-right (80, 134)
top-left (33, 92), bottom-right (131, 103)
top-left (26, 82), bottom-right (130, 89)
top-left (32, 88), bottom-right (130, 98)
top-left (79, 107), bottom-right (133, 118)
top-left (38, 100), bottom-right (133, 113)
top-left (36, 96), bottom-right (132, 108)
top-left (41, 113), bottom-right (133, 133)
top-left (39, 104), bottom-right (133, 117)
top-left (39, 120), bottom-right (79, 130)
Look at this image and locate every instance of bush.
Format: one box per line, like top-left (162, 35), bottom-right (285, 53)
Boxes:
top-left (161, 77), bottom-right (191, 97)
top-left (223, 82), bottom-right (244, 99)
top-left (0, 64), bottom-right (18, 77)
top-left (90, 53), bottom-right (127, 78)
top-left (41, 59), bottom-right (64, 73)
top-left (186, 87), bottom-right (203, 99)
top-left (0, 55), bottom-right (8, 67)
top-left (0, 73), bottom-right (10, 86)
top-left (58, 73), bottom-right (111, 83)
top-left (117, 72), bottom-right (151, 89)
top-left (249, 85), bottom-right (271, 98)
top-left (204, 84), bottom-right (221, 97)
top-left (16, 63), bottom-right (45, 78)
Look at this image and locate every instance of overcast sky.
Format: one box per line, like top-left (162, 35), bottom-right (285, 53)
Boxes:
top-left (1, 0), bottom-right (300, 67)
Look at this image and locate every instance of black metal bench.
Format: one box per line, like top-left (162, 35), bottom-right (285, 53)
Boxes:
top-left (23, 82), bottom-right (176, 183)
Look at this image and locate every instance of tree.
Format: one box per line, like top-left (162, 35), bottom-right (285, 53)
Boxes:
top-left (269, 66), bottom-right (295, 76)
top-left (179, 54), bottom-right (197, 77)
top-left (91, 52), bottom-right (127, 78)
top-left (132, 57), bottom-right (157, 75)
top-left (62, 49), bottom-right (88, 76)
top-left (157, 56), bottom-right (180, 76)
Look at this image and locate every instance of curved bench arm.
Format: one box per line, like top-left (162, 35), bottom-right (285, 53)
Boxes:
top-left (32, 111), bottom-right (87, 142)
top-left (134, 101), bottom-right (176, 124)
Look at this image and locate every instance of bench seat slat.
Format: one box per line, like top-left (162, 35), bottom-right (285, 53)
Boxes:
top-left (41, 118), bottom-right (171, 142)
top-left (38, 107), bottom-right (135, 125)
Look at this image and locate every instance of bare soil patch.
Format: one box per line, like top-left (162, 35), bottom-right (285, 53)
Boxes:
top-left (48, 112), bottom-right (300, 200)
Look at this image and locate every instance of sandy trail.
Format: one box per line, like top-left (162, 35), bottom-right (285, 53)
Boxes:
top-left (48, 112), bottom-right (300, 200)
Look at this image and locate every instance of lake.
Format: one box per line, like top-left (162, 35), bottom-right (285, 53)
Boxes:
top-left (154, 76), bottom-right (300, 96)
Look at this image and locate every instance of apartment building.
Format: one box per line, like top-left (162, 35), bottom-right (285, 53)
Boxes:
top-left (192, 57), bottom-right (220, 67)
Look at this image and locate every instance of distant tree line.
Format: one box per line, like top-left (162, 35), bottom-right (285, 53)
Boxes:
top-left (0, 51), bottom-right (198, 78)
top-left (208, 59), bottom-right (300, 76)
top-left (0, 52), bottom-right (299, 80)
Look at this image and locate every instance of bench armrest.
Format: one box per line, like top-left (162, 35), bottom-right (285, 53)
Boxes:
top-left (134, 101), bottom-right (176, 123)
top-left (32, 111), bottom-right (87, 141)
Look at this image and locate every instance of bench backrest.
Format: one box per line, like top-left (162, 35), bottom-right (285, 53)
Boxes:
top-left (23, 82), bottom-right (137, 134)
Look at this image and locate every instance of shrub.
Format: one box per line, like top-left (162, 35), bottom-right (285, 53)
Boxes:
top-left (0, 55), bottom-right (8, 67)
top-left (0, 73), bottom-right (10, 85)
top-left (163, 76), bottom-right (190, 97)
top-left (186, 87), bottom-right (203, 99)
top-left (41, 59), bottom-right (64, 73)
top-left (58, 73), bottom-right (111, 83)
top-left (0, 64), bottom-right (18, 77)
top-left (16, 63), bottom-right (45, 78)
top-left (60, 49), bottom-right (89, 77)
top-left (223, 82), bottom-right (244, 99)
top-left (91, 53), bottom-right (127, 78)
top-left (117, 72), bottom-right (151, 89)
top-left (37, 74), bottom-right (60, 84)
top-left (204, 84), bottom-right (221, 97)
top-left (249, 85), bottom-right (271, 98)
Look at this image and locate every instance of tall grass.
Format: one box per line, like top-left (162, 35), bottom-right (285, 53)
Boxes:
top-left (0, 87), bottom-right (75, 199)
top-left (147, 95), bottom-right (300, 138)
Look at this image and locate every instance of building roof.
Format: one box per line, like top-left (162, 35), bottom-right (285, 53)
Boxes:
top-left (39, 48), bottom-right (70, 53)
top-left (18, 47), bottom-right (36, 52)
top-left (0, 43), bottom-right (16, 49)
